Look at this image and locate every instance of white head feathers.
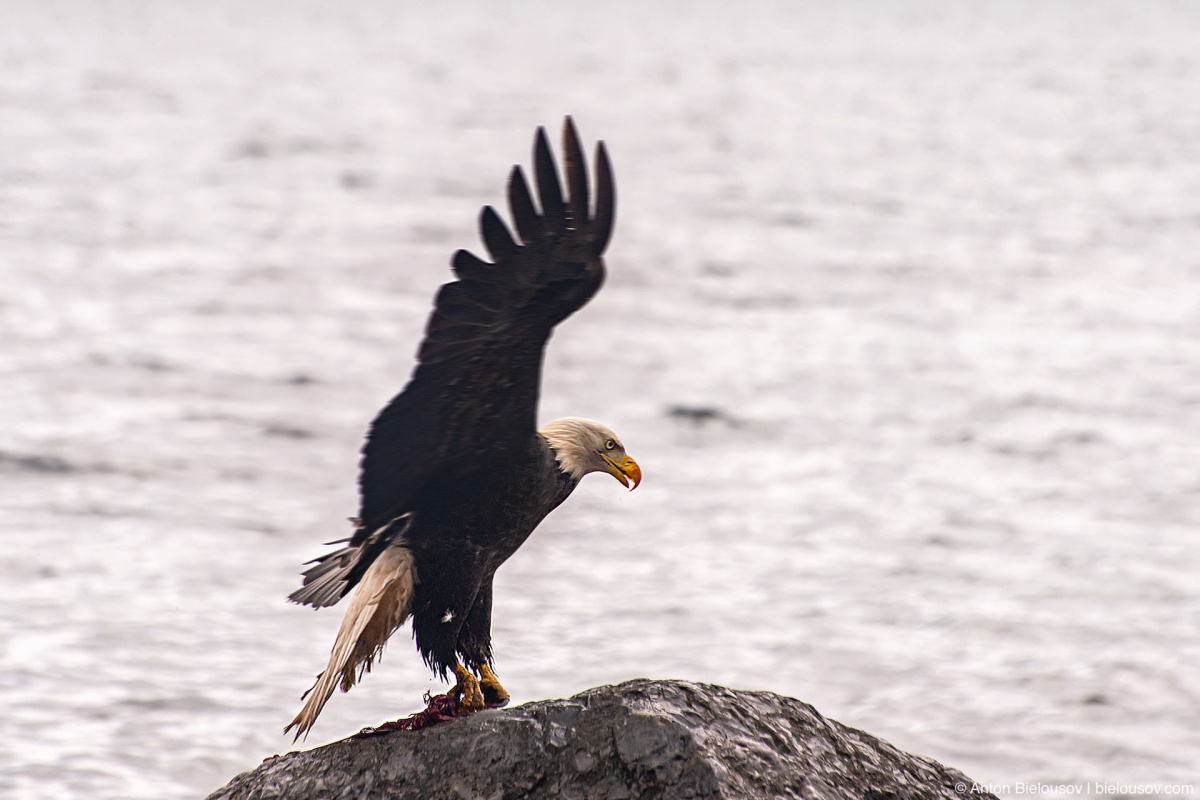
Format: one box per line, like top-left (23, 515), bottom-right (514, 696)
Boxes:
top-left (538, 417), bottom-right (637, 488)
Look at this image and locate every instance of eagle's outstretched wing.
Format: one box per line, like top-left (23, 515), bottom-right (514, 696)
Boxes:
top-left (289, 118), bottom-right (614, 608)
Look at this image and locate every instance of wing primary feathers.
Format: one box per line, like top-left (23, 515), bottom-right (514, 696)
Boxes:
top-left (480, 206), bottom-right (520, 263)
top-left (563, 116), bottom-right (589, 230)
top-left (534, 126), bottom-right (565, 235)
top-left (451, 249), bottom-right (495, 284)
top-left (592, 141), bottom-right (616, 256)
top-left (507, 166), bottom-right (542, 244)
top-left (355, 120), bottom-right (613, 533)
top-left (432, 282), bottom-right (496, 326)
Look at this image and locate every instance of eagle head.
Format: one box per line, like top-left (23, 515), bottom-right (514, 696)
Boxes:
top-left (539, 417), bottom-right (641, 489)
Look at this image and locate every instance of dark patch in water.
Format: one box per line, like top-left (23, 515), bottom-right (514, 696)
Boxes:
top-left (131, 355), bottom-right (173, 372)
top-left (667, 405), bottom-right (735, 427)
top-left (230, 139), bottom-right (270, 159)
top-left (263, 424), bottom-right (316, 439)
top-left (0, 451), bottom-right (76, 473)
top-left (340, 170), bottom-right (375, 190)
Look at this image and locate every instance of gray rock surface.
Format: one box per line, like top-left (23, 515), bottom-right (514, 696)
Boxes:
top-left (206, 679), bottom-right (996, 800)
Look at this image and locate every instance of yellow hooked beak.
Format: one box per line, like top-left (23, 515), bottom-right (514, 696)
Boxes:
top-left (603, 454), bottom-right (642, 490)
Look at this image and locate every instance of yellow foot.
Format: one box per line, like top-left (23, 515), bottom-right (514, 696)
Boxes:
top-left (478, 663), bottom-right (511, 708)
top-left (452, 663), bottom-right (485, 713)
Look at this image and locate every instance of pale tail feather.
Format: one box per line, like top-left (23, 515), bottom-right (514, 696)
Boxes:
top-left (284, 545), bottom-right (417, 740)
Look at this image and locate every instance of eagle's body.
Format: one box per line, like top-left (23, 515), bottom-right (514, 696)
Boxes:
top-left (285, 120), bottom-right (639, 740)
top-left (402, 430), bottom-right (578, 673)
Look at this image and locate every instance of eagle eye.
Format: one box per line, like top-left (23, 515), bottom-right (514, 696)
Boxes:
top-left (604, 438), bottom-right (616, 451)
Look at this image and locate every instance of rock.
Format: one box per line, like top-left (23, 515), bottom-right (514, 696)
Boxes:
top-left (206, 679), bottom-right (995, 800)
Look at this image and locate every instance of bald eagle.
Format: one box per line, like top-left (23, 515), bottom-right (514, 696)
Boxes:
top-left (285, 119), bottom-right (640, 740)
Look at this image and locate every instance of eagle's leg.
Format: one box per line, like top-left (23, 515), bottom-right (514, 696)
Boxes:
top-left (451, 662), bottom-right (486, 713)
top-left (477, 662), bottom-right (510, 708)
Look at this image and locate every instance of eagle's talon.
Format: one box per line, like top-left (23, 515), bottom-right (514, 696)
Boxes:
top-left (482, 684), bottom-right (510, 708)
top-left (452, 663), bottom-right (486, 713)
top-left (478, 663), bottom-right (511, 708)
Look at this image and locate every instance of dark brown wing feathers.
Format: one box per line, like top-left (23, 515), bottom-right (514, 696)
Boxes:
top-left (534, 127), bottom-right (565, 235)
top-left (507, 166), bottom-right (542, 244)
top-left (593, 142), bottom-right (616, 254)
top-left (564, 117), bottom-right (590, 229)
top-left (289, 120), bottom-right (615, 604)
top-left (480, 206), bottom-right (521, 263)
top-left (288, 514), bottom-right (414, 608)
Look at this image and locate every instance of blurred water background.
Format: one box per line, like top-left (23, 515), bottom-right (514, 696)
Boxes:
top-left (2, 1), bottom-right (1198, 798)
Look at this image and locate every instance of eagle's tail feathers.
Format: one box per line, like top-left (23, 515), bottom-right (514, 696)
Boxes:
top-left (284, 546), bottom-right (417, 740)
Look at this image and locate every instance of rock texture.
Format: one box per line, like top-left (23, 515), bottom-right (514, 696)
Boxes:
top-left (207, 680), bottom-right (995, 800)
